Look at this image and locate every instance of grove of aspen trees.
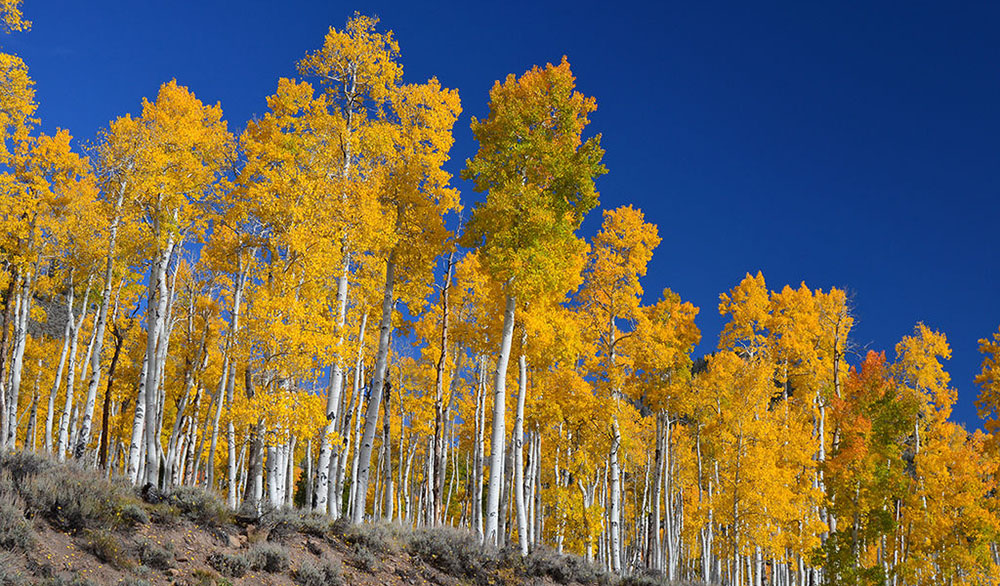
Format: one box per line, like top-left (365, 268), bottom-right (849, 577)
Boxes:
top-left (2, 5), bottom-right (1000, 585)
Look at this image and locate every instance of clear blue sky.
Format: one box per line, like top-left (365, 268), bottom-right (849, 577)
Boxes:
top-left (11, 1), bottom-right (1000, 427)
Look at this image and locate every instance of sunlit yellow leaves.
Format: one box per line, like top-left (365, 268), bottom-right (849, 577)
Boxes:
top-left (0, 0), bottom-right (28, 33)
top-left (298, 13), bottom-right (402, 111)
top-left (462, 57), bottom-right (605, 302)
top-left (0, 52), bottom-right (34, 159)
top-left (975, 325), bottom-right (1000, 432)
top-left (895, 322), bottom-right (955, 422)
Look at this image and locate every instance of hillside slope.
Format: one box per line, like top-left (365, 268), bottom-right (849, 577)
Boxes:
top-left (0, 452), bottom-right (682, 586)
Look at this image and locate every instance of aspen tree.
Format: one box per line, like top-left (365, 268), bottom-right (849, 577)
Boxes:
top-left (117, 80), bottom-right (232, 486)
top-left (297, 14), bottom-right (401, 516)
top-left (1, 129), bottom-right (96, 450)
top-left (976, 325), bottom-right (1000, 432)
top-left (577, 205), bottom-right (660, 572)
top-left (73, 114), bottom-right (144, 461)
top-left (462, 56), bottom-right (605, 547)
top-left (352, 77), bottom-right (460, 522)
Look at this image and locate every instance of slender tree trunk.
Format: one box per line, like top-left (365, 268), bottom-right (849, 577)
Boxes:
top-left (70, 318), bottom-right (99, 453)
top-left (473, 354), bottom-right (487, 538)
top-left (74, 188), bottom-right (125, 459)
top-left (606, 317), bottom-right (622, 575)
top-left (316, 256), bottom-right (350, 514)
top-left (127, 353), bottom-right (150, 484)
top-left (6, 267), bottom-right (35, 449)
top-left (241, 367), bottom-right (264, 514)
top-left (225, 259), bottom-right (248, 508)
top-left (382, 377), bottom-right (393, 521)
top-left (304, 439), bottom-right (313, 508)
top-left (141, 233), bottom-right (175, 486)
top-left (513, 329), bottom-right (529, 556)
top-left (483, 292), bottom-right (516, 546)
top-left (57, 283), bottom-right (91, 461)
top-left (46, 279), bottom-right (73, 454)
top-left (98, 324), bottom-right (124, 469)
top-left (652, 414), bottom-right (663, 571)
top-left (334, 312), bottom-right (367, 517)
top-left (285, 435), bottom-right (297, 508)
top-left (26, 389), bottom-right (38, 452)
top-left (431, 252), bottom-right (454, 524)
top-left (351, 251), bottom-right (396, 524)
top-left (205, 355), bottom-right (228, 488)
top-left (0, 268), bottom-right (17, 450)
top-left (347, 362), bottom-right (366, 518)
top-left (266, 442), bottom-right (280, 507)
top-left (609, 417), bottom-right (622, 574)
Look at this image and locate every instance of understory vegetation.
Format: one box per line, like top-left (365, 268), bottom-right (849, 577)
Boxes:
top-left (0, 451), bottom-right (657, 586)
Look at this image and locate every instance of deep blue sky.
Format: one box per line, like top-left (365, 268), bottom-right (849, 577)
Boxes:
top-left (10, 1), bottom-right (1000, 427)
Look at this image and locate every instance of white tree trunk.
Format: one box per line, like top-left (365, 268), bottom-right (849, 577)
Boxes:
top-left (225, 260), bottom-right (249, 508)
top-left (473, 354), bottom-right (487, 538)
top-left (514, 343), bottom-right (529, 556)
top-left (351, 253), bottom-right (396, 524)
top-left (6, 269), bottom-right (34, 449)
top-left (285, 435), bottom-right (296, 508)
top-left (315, 259), bottom-right (350, 514)
top-left (267, 443), bottom-right (280, 507)
top-left (483, 293), bottom-right (516, 546)
top-left (57, 287), bottom-right (90, 462)
top-left (347, 362), bottom-right (366, 517)
top-left (609, 416), bottom-right (622, 574)
top-left (45, 281), bottom-right (73, 454)
top-left (334, 311), bottom-right (367, 517)
top-left (70, 316), bottom-right (99, 452)
top-left (127, 354), bottom-right (150, 484)
top-left (141, 234), bottom-right (175, 486)
top-left (74, 191), bottom-right (126, 459)
top-left (205, 355), bottom-right (228, 488)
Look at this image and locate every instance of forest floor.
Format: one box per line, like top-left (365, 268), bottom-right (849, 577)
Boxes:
top-left (0, 452), bottom-right (683, 586)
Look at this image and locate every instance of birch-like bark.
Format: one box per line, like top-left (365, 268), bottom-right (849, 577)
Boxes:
top-left (225, 260), bottom-right (248, 508)
top-left (266, 443), bottom-right (280, 507)
top-left (6, 267), bottom-right (34, 449)
top-left (285, 435), bottom-right (297, 508)
top-left (607, 318), bottom-right (623, 574)
top-left (315, 257), bottom-right (350, 514)
top-left (164, 342), bottom-right (205, 487)
top-left (26, 390), bottom-right (37, 452)
top-left (141, 232), bottom-right (176, 486)
top-left (609, 417), bottom-right (622, 574)
top-left (473, 354), bottom-right (487, 538)
top-left (45, 278), bottom-right (73, 454)
top-left (652, 414), bottom-right (663, 571)
top-left (0, 270), bottom-right (17, 449)
top-left (126, 353), bottom-right (150, 484)
top-left (347, 361), bottom-right (366, 517)
top-left (431, 253), bottom-right (454, 523)
top-left (513, 330), bottom-right (529, 556)
top-left (69, 314), bottom-right (99, 455)
top-left (74, 189), bottom-right (125, 459)
top-left (151, 255), bottom-right (182, 481)
top-left (304, 439), bottom-right (313, 508)
top-left (241, 368), bottom-right (263, 514)
top-left (334, 312), bottom-right (367, 517)
top-left (57, 284), bottom-right (91, 461)
top-left (98, 321), bottom-right (125, 470)
top-left (351, 251), bottom-right (396, 524)
top-left (483, 293), bottom-right (516, 546)
top-left (382, 378), bottom-right (393, 521)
